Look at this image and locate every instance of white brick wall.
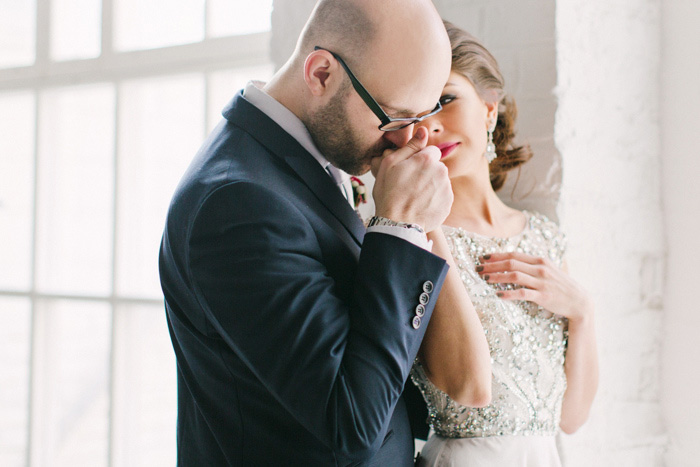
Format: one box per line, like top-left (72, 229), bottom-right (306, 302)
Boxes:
top-left (555, 0), bottom-right (667, 465)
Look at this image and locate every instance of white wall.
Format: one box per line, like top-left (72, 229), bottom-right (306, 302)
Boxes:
top-left (661, 1), bottom-right (700, 466)
top-left (270, 0), bottom-right (318, 67)
top-left (555, 1), bottom-right (667, 465)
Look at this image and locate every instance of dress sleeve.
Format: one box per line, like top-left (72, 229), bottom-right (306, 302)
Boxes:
top-left (536, 213), bottom-right (567, 266)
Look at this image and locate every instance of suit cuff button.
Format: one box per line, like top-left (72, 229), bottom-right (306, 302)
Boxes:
top-left (415, 304), bottom-right (426, 317)
top-left (422, 281), bottom-right (434, 294)
top-left (419, 292), bottom-right (430, 306)
top-left (412, 315), bottom-right (422, 329)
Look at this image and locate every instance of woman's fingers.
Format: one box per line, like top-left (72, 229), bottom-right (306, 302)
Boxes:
top-left (476, 257), bottom-right (544, 279)
top-left (479, 251), bottom-right (550, 267)
top-left (475, 253), bottom-right (550, 308)
top-left (482, 270), bottom-right (541, 290)
top-left (476, 253), bottom-right (592, 322)
top-left (493, 287), bottom-right (541, 302)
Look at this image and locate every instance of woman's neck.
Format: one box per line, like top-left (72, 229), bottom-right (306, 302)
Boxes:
top-left (445, 173), bottom-right (525, 238)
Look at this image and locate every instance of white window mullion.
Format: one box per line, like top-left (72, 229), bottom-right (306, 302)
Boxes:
top-left (0, 32), bottom-right (271, 92)
top-left (204, 0), bottom-right (211, 39)
top-left (102, 0), bottom-right (115, 59)
top-left (108, 79), bottom-right (121, 467)
top-left (108, 301), bottom-right (116, 467)
top-left (34, 0), bottom-right (51, 69)
top-left (26, 86), bottom-right (40, 467)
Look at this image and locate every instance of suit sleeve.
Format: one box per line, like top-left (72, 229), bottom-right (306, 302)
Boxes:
top-left (188, 181), bottom-right (448, 460)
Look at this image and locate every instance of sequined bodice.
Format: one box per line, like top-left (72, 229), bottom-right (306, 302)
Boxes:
top-left (411, 211), bottom-right (568, 438)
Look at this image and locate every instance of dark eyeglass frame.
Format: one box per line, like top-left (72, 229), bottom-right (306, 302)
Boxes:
top-left (314, 46), bottom-right (442, 132)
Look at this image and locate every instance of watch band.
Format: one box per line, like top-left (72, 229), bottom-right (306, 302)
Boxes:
top-left (367, 216), bottom-right (426, 235)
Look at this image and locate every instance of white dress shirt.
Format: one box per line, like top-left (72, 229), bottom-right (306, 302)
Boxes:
top-left (242, 81), bottom-right (430, 250)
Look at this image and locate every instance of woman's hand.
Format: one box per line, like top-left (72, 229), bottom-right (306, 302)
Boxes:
top-left (480, 252), bottom-right (598, 432)
top-left (477, 252), bottom-right (593, 322)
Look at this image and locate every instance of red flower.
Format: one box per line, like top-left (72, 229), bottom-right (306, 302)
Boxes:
top-left (350, 176), bottom-right (367, 209)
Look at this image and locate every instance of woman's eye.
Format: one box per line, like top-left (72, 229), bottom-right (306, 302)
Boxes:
top-left (440, 95), bottom-right (456, 105)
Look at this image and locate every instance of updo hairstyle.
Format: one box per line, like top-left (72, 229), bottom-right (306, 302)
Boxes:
top-left (444, 20), bottom-right (533, 191)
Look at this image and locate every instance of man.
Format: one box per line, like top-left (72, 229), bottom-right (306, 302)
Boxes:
top-left (159, 0), bottom-right (453, 464)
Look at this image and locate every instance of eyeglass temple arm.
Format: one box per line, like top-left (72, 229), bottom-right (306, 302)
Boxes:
top-left (313, 46), bottom-right (391, 126)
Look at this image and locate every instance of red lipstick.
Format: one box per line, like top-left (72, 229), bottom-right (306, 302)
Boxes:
top-left (436, 142), bottom-right (460, 159)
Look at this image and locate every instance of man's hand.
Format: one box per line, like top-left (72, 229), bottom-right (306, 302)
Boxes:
top-left (370, 127), bottom-right (453, 232)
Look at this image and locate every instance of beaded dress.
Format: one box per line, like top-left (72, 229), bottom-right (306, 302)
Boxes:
top-left (411, 211), bottom-right (568, 466)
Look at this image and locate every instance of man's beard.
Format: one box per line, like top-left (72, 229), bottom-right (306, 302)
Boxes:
top-left (306, 86), bottom-right (392, 176)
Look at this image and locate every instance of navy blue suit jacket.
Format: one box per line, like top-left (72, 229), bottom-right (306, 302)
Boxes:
top-left (159, 92), bottom-right (447, 466)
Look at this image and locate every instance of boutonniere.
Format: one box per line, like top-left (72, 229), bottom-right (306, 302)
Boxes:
top-left (350, 176), bottom-right (367, 210)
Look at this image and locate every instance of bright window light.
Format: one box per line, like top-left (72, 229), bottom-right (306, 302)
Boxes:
top-left (208, 0), bottom-right (274, 38)
top-left (114, 0), bottom-right (205, 51)
top-left (0, 92), bottom-right (34, 291)
top-left (51, 0), bottom-right (102, 61)
top-left (0, 0), bottom-right (36, 68)
top-left (36, 84), bottom-right (115, 296)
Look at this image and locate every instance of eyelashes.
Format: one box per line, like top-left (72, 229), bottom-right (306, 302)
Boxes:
top-left (439, 94), bottom-right (457, 105)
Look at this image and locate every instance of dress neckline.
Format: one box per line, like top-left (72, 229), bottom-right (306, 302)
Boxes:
top-left (442, 210), bottom-right (531, 242)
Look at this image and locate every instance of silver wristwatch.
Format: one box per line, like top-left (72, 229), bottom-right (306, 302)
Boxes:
top-left (367, 216), bottom-right (426, 235)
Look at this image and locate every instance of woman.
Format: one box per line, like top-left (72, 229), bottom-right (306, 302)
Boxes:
top-left (410, 22), bottom-right (599, 466)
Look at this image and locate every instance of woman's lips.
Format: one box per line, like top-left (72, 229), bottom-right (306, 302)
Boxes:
top-left (436, 142), bottom-right (460, 159)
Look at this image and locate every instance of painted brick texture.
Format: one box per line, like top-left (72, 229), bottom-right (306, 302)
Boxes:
top-left (555, 1), bottom-right (666, 465)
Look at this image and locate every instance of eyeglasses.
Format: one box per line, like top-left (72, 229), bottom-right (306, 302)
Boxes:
top-left (314, 46), bottom-right (443, 132)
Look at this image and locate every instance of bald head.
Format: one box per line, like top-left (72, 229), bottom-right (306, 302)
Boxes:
top-left (296, 0), bottom-right (377, 65)
top-left (293, 0), bottom-right (448, 77)
top-left (266, 0), bottom-right (451, 167)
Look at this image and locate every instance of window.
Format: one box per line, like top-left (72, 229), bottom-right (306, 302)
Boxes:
top-left (0, 1), bottom-right (274, 464)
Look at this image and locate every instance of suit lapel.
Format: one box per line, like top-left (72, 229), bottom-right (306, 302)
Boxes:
top-left (223, 93), bottom-right (366, 246)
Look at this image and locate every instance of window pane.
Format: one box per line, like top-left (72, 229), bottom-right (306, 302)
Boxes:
top-left (51, 0), bottom-right (102, 61)
top-left (36, 84), bottom-right (115, 296)
top-left (117, 74), bottom-right (204, 298)
top-left (0, 92), bottom-right (35, 291)
top-left (114, 0), bottom-right (205, 51)
top-left (30, 300), bottom-right (111, 466)
top-left (0, 297), bottom-right (32, 467)
top-left (112, 304), bottom-right (176, 465)
top-left (0, 0), bottom-right (35, 68)
top-left (207, 64), bottom-right (274, 132)
top-left (208, 0), bottom-right (273, 37)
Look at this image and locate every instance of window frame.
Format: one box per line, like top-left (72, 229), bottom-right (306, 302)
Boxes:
top-left (0, 0), bottom-right (272, 464)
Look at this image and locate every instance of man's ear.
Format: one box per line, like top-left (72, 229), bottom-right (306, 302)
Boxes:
top-left (304, 50), bottom-right (335, 97)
